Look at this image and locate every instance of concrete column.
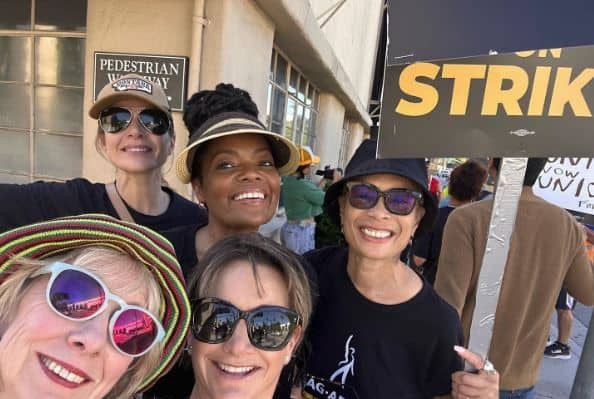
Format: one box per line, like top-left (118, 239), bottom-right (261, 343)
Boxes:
top-left (346, 121), bottom-right (365, 161)
top-left (200, 0), bottom-right (275, 115)
top-left (315, 93), bottom-right (345, 168)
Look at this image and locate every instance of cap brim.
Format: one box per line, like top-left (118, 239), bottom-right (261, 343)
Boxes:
top-left (89, 91), bottom-right (171, 119)
top-left (175, 129), bottom-right (300, 183)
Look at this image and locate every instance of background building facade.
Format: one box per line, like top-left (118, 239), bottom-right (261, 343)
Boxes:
top-left (0, 0), bottom-right (383, 196)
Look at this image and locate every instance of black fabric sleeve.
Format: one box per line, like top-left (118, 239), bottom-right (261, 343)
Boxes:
top-left (423, 308), bottom-right (464, 397)
top-left (0, 178), bottom-right (108, 232)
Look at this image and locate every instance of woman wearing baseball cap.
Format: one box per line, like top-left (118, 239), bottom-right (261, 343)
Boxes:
top-left (300, 139), bottom-right (499, 399)
top-left (0, 214), bottom-right (190, 399)
top-left (0, 74), bottom-right (205, 234)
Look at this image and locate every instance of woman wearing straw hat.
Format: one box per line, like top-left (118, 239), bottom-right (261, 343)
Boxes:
top-left (145, 83), bottom-right (300, 398)
top-left (0, 214), bottom-right (190, 399)
top-left (0, 74), bottom-right (205, 234)
top-left (280, 145), bottom-right (326, 255)
top-left (301, 139), bottom-right (499, 399)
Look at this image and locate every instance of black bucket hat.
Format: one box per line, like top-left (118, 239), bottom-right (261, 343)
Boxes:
top-left (324, 139), bottom-right (437, 237)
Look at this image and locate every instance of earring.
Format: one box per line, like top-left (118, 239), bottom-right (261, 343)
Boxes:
top-left (184, 342), bottom-right (193, 353)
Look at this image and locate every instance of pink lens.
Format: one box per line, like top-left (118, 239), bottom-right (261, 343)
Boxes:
top-left (112, 308), bottom-right (159, 355)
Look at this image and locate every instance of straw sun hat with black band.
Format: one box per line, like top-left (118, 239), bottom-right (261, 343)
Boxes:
top-left (0, 214), bottom-right (190, 392)
top-left (175, 111), bottom-right (300, 183)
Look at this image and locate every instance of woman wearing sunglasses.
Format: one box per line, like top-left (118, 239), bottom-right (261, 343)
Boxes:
top-left (0, 73), bottom-right (205, 234)
top-left (0, 214), bottom-right (190, 399)
top-left (301, 139), bottom-right (499, 399)
top-left (143, 84), bottom-right (300, 398)
top-left (186, 233), bottom-right (312, 399)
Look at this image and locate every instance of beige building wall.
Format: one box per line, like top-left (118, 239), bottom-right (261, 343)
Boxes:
top-left (200, 0), bottom-right (275, 115)
top-left (310, 0), bottom-right (383, 107)
top-left (347, 121), bottom-right (365, 159)
top-left (83, 0), bottom-right (195, 194)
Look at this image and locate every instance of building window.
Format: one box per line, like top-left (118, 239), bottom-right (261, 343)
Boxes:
top-left (266, 48), bottom-right (319, 149)
top-left (0, 0), bottom-right (87, 183)
top-left (338, 119), bottom-right (351, 169)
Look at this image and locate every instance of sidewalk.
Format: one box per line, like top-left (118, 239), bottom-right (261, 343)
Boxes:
top-left (535, 307), bottom-right (591, 398)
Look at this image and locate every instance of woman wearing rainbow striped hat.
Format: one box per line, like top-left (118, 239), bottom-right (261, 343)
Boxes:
top-left (0, 214), bottom-right (190, 399)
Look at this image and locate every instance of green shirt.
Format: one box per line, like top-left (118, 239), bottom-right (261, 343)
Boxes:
top-left (281, 175), bottom-right (325, 221)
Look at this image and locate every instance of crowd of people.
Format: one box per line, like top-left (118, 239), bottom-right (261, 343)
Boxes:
top-left (4, 73), bottom-right (593, 399)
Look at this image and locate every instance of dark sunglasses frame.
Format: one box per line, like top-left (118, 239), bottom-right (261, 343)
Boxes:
top-left (98, 106), bottom-right (171, 136)
top-left (344, 182), bottom-right (424, 216)
top-left (191, 297), bottom-right (301, 351)
top-left (31, 261), bottom-right (165, 357)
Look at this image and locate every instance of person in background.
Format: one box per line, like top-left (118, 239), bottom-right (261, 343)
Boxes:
top-left (413, 160), bottom-right (487, 284)
top-left (186, 233), bottom-right (313, 399)
top-left (435, 158), bottom-right (594, 399)
top-left (302, 139), bottom-right (499, 399)
top-left (280, 146), bottom-right (326, 254)
top-left (0, 74), bottom-right (206, 234)
top-left (0, 214), bottom-right (190, 399)
top-left (315, 167), bottom-right (344, 249)
top-left (146, 83), bottom-right (300, 399)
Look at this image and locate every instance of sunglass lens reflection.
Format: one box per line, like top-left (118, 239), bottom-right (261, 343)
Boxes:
top-left (100, 108), bottom-right (132, 133)
top-left (349, 184), bottom-right (379, 209)
top-left (248, 309), bottom-right (293, 349)
top-left (49, 270), bottom-right (106, 319)
top-left (385, 191), bottom-right (416, 214)
top-left (112, 308), bottom-right (159, 356)
top-left (195, 303), bottom-right (236, 342)
top-left (139, 109), bottom-right (169, 135)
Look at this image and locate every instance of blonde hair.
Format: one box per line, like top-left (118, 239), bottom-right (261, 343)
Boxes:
top-left (0, 246), bottom-right (164, 399)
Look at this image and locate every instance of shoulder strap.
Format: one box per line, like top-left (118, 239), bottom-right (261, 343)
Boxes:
top-left (106, 182), bottom-right (135, 223)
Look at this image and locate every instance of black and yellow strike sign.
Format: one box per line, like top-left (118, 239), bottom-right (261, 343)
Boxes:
top-left (377, 45), bottom-right (594, 158)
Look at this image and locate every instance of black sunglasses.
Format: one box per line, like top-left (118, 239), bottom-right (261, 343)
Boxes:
top-left (99, 106), bottom-right (171, 136)
top-left (191, 297), bottom-right (301, 351)
top-left (345, 182), bottom-right (423, 216)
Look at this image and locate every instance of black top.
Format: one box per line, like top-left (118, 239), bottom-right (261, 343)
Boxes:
top-left (303, 245), bottom-right (463, 399)
top-left (413, 206), bottom-right (456, 285)
top-left (0, 178), bottom-right (207, 233)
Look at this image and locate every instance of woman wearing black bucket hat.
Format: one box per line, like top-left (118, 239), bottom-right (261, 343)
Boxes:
top-left (300, 139), bottom-right (498, 399)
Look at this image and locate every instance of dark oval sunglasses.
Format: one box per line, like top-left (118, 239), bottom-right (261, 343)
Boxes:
top-left (191, 297), bottom-right (301, 351)
top-left (345, 182), bottom-right (424, 216)
top-left (99, 106), bottom-right (171, 136)
top-left (31, 261), bottom-right (165, 357)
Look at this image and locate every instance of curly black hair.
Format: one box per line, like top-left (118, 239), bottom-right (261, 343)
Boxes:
top-left (183, 83), bottom-right (259, 135)
top-left (448, 160), bottom-right (487, 202)
top-left (183, 83), bottom-right (260, 181)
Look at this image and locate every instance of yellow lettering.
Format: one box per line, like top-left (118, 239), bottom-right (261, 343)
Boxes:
top-left (481, 65), bottom-right (529, 116)
top-left (549, 67), bottom-right (594, 117)
top-left (527, 66), bottom-right (552, 116)
top-left (395, 63), bottom-right (440, 116)
top-left (516, 48), bottom-right (562, 58)
top-left (516, 50), bottom-right (536, 58)
top-left (442, 64), bottom-right (487, 115)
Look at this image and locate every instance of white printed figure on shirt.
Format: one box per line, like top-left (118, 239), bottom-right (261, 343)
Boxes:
top-left (330, 334), bottom-right (355, 385)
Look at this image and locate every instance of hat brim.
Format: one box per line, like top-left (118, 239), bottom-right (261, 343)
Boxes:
top-left (89, 91), bottom-right (171, 119)
top-left (0, 214), bottom-right (190, 392)
top-left (175, 128), bottom-right (300, 183)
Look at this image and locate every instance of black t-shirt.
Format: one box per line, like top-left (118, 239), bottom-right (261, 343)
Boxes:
top-left (0, 178), bottom-right (207, 233)
top-left (303, 246), bottom-right (463, 399)
top-left (413, 206), bottom-right (456, 285)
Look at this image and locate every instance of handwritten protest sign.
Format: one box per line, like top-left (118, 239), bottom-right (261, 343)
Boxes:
top-left (534, 158), bottom-right (594, 215)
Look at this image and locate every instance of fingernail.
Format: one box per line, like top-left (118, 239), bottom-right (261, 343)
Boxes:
top-left (453, 345), bottom-right (465, 353)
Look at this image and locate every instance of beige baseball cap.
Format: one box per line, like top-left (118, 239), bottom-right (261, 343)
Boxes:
top-left (89, 73), bottom-right (171, 119)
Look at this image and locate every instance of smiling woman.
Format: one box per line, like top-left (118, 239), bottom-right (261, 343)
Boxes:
top-left (0, 214), bottom-right (190, 399)
top-left (145, 83), bottom-right (300, 399)
top-left (0, 73), bottom-right (206, 237)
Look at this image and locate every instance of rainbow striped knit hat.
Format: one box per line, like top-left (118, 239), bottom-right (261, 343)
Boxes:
top-left (0, 214), bottom-right (190, 392)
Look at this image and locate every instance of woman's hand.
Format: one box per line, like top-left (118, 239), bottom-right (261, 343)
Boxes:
top-left (451, 345), bottom-right (499, 399)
